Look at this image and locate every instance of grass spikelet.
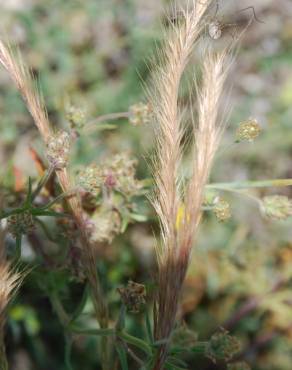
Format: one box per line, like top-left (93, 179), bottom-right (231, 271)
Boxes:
top-left (149, 1), bottom-right (234, 368)
top-left (0, 41), bottom-right (51, 141)
top-left (0, 262), bottom-right (22, 370)
top-left (0, 40), bottom-right (110, 368)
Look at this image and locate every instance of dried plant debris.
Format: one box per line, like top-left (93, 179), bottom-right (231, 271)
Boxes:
top-left (117, 280), bottom-right (146, 313)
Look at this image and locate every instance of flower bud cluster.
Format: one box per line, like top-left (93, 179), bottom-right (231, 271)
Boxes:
top-left (7, 211), bottom-right (34, 237)
top-left (46, 130), bottom-right (71, 169)
top-left (129, 102), bottom-right (152, 126)
top-left (89, 208), bottom-right (121, 244)
top-left (236, 118), bottom-right (261, 142)
top-left (117, 280), bottom-right (146, 313)
top-left (213, 197), bottom-right (231, 222)
top-left (78, 153), bottom-right (141, 197)
top-left (261, 195), bottom-right (292, 220)
top-left (66, 105), bottom-right (86, 130)
top-left (206, 328), bottom-right (241, 362)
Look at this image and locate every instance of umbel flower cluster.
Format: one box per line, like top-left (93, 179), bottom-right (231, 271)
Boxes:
top-left (46, 130), bottom-right (71, 169)
top-left (78, 153), bottom-right (143, 243)
top-left (78, 153), bottom-right (142, 197)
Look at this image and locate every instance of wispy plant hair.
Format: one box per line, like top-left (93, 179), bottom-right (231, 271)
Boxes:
top-left (148, 1), bottom-right (233, 368)
top-left (0, 41), bottom-right (109, 364)
top-left (0, 226), bottom-right (22, 370)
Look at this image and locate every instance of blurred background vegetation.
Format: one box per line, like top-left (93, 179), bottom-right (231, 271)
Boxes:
top-left (0, 0), bottom-right (292, 369)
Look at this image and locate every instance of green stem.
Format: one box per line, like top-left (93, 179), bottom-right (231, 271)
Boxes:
top-left (31, 165), bottom-right (55, 201)
top-left (89, 112), bottom-right (129, 125)
top-left (14, 234), bottom-right (22, 260)
top-left (50, 292), bottom-right (70, 326)
top-left (69, 327), bottom-right (115, 336)
top-left (117, 331), bottom-right (152, 356)
top-left (40, 189), bottom-right (76, 211)
top-left (207, 179), bottom-right (292, 190)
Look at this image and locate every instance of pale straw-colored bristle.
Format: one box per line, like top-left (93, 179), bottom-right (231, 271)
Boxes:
top-left (0, 263), bottom-right (21, 323)
top-left (149, 0), bottom-right (212, 263)
top-left (0, 261), bottom-right (22, 370)
top-left (0, 41), bottom-right (109, 361)
top-left (183, 49), bottom-right (232, 247)
top-left (149, 1), bottom-right (234, 368)
top-left (0, 41), bottom-right (51, 141)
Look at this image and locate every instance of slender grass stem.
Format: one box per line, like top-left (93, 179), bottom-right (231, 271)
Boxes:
top-left (207, 179), bottom-right (292, 190)
top-left (31, 165), bottom-right (55, 201)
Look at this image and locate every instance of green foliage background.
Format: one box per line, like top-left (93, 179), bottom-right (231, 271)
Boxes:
top-left (0, 0), bottom-right (292, 369)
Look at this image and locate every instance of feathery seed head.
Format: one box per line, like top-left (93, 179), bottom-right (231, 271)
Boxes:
top-left (236, 118), bottom-right (261, 142)
top-left (7, 211), bottom-right (34, 237)
top-left (0, 263), bottom-right (21, 319)
top-left (261, 195), bottom-right (292, 220)
top-left (46, 130), bottom-right (71, 169)
top-left (117, 280), bottom-right (146, 313)
top-left (129, 102), bottom-right (152, 126)
top-left (206, 328), bottom-right (241, 362)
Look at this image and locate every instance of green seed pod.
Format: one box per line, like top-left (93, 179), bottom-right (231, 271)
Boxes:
top-left (78, 164), bottom-right (104, 196)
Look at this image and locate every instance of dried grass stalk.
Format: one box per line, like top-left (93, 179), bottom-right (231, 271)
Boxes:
top-left (149, 1), bottom-right (233, 368)
top-left (0, 42), bottom-right (51, 141)
top-left (0, 226), bottom-right (22, 370)
top-left (0, 41), bottom-right (109, 367)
